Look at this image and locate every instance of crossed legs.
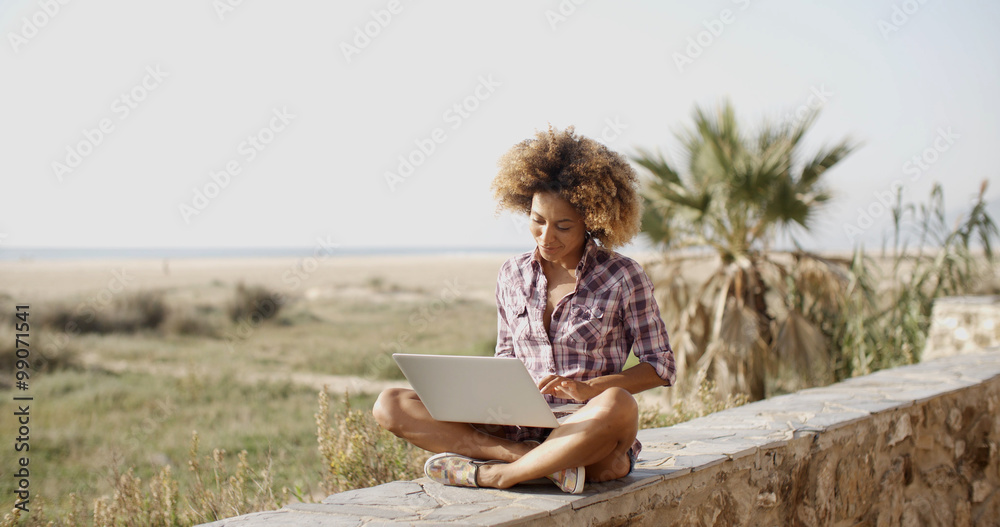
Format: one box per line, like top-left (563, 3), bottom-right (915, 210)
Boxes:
top-left (372, 386), bottom-right (638, 489)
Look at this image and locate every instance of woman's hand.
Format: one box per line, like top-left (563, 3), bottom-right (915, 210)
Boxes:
top-left (538, 375), bottom-right (599, 402)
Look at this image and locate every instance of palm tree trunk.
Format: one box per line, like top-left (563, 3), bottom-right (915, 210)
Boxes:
top-left (747, 263), bottom-right (773, 401)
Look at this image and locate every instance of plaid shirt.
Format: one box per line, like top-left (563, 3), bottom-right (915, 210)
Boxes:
top-left (491, 238), bottom-right (676, 445)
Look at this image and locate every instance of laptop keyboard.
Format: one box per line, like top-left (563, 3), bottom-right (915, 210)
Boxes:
top-left (548, 403), bottom-right (585, 421)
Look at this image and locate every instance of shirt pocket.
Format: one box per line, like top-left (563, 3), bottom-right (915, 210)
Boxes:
top-left (507, 298), bottom-right (534, 343)
top-left (566, 288), bottom-right (620, 351)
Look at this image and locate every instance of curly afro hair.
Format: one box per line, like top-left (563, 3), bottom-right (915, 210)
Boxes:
top-left (491, 126), bottom-right (641, 249)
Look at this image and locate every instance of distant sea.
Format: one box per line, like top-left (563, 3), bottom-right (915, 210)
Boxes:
top-left (0, 246), bottom-right (529, 262)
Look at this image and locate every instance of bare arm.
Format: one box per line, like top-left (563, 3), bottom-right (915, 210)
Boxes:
top-left (538, 362), bottom-right (665, 402)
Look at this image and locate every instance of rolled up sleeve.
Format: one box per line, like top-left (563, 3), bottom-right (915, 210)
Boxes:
top-left (624, 263), bottom-right (676, 386)
top-left (494, 273), bottom-right (515, 359)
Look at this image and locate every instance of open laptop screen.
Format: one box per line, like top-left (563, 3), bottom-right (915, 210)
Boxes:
top-left (393, 354), bottom-right (563, 428)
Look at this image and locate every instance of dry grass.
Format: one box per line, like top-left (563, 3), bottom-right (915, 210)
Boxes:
top-left (0, 385), bottom-right (427, 527)
top-left (1, 432), bottom-right (283, 527)
top-left (315, 391), bottom-right (427, 495)
top-left (638, 378), bottom-right (749, 429)
top-left (0, 274), bottom-right (497, 525)
top-left (0, 370), bottom-right (332, 526)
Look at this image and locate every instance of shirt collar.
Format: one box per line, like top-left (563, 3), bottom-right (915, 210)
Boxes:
top-left (530, 236), bottom-right (599, 280)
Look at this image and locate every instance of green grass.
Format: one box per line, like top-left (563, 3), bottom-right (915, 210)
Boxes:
top-left (67, 296), bottom-right (498, 382)
top-left (0, 287), bottom-right (500, 523)
top-left (0, 369), bottom-right (334, 517)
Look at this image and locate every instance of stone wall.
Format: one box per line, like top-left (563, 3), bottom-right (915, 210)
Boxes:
top-left (578, 352), bottom-right (1000, 526)
top-left (202, 350), bottom-right (1000, 526)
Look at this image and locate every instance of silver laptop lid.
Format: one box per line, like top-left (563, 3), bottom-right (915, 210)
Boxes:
top-left (393, 354), bottom-right (560, 428)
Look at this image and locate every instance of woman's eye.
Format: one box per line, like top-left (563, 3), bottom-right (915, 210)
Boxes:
top-left (556, 226), bottom-right (570, 232)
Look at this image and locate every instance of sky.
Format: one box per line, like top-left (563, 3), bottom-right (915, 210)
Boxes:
top-left (2, 0), bottom-right (998, 254)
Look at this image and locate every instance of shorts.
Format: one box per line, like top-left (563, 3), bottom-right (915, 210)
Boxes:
top-left (471, 423), bottom-right (639, 476)
top-left (626, 446), bottom-right (638, 474)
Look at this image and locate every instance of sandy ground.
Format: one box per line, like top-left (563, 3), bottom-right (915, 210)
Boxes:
top-left (0, 248), bottom-right (680, 302)
top-left (0, 252), bottom-right (515, 303)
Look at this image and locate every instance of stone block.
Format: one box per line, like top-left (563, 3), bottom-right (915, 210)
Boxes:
top-left (972, 479), bottom-right (992, 503)
top-left (200, 510), bottom-right (363, 526)
top-left (285, 503), bottom-right (419, 521)
top-left (417, 479), bottom-right (515, 507)
top-left (418, 503), bottom-right (499, 522)
top-left (320, 481), bottom-right (439, 509)
top-left (670, 453), bottom-right (728, 472)
top-left (461, 505), bottom-right (550, 525)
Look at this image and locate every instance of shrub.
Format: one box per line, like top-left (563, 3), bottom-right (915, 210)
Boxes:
top-left (315, 390), bottom-right (426, 494)
top-left (42, 291), bottom-right (169, 335)
top-left (0, 329), bottom-right (81, 389)
top-left (163, 306), bottom-right (221, 338)
top-left (639, 378), bottom-right (749, 429)
top-left (90, 466), bottom-right (180, 527)
top-left (649, 181), bottom-right (997, 398)
top-left (110, 291), bottom-right (168, 332)
top-left (182, 432), bottom-right (281, 524)
top-left (227, 283), bottom-right (284, 324)
top-left (44, 302), bottom-right (108, 334)
top-left (825, 182), bottom-right (997, 379)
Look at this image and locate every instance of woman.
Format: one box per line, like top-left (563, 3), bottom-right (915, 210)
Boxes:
top-left (373, 126), bottom-right (675, 494)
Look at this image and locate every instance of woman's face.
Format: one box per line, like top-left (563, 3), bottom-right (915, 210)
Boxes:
top-left (529, 191), bottom-right (587, 267)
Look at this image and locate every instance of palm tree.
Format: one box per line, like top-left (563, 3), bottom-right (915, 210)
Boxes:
top-left (635, 100), bottom-right (857, 400)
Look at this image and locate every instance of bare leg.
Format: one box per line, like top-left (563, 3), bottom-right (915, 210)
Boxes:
top-left (373, 387), bottom-right (533, 462)
top-left (477, 387), bottom-right (638, 488)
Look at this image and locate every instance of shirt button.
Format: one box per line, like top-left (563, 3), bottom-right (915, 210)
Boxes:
top-left (547, 366), bottom-right (556, 374)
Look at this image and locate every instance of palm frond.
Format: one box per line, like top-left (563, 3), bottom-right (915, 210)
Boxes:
top-left (774, 310), bottom-right (829, 385)
top-left (798, 139), bottom-right (858, 188)
top-left (632, 148), bottom-right (683, 186)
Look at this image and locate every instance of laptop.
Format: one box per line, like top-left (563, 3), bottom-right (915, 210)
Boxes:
top-left (392, 353), bottom-right (583, 428)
